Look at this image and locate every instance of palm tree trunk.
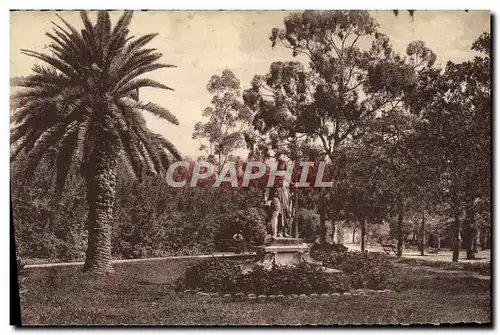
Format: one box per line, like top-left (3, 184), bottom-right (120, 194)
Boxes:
top-left (83, 129), bottom-right (119, 274)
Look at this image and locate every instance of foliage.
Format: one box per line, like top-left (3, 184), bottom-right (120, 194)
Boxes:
top-left (312, 250), bottom-right (403, 290)
top-left (175, 258), bottom-right (351, 295)
top-left (214, 207), bottom-right (268, 249)
top-left (244, 10), bottom-right (438, 244)
top-left (297, 208), bottom-right (320, 242)
top-left (406, 32), bottom-right (491, 260)
top-left (10, 10), bottom-right (181, 273)
top-left (11, 10), bottom-right (180, 191)
top-left (193, 69), bottom-right (252, 168)
top-left (12, 159), bottom-right (88, 262)
top-left (12, 161), bottom-right (268, 262)
top-left (310, 242), bottom-right (348, 253)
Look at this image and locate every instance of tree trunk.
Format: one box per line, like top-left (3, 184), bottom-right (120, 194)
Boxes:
top-left (486, 228), bottom-right (490, 249)
top-left (420, 211), bottom-right (425, 256)
top-left (352, 225), bottom-right (356, 243)
top-left (331, 221), bottom-right (336, 244)
top-left (452, 208), bottom-right (460, 262)
top-left (319, 202), bottom-right (326, 245)
top-left (294, 191), bottom-right (299, 238)
top-left (397, 212), bottom-right (403, 257)
top-left (462, 203), bottom-right (476, 259)
top-left (360, 218), bottom-right (366, 252)
top-left (218, 150), bottom-right (222, 171)
top-left (83, 122), bottom-right (119, 274)
top-left (337, 224), bottom-right (344, 244)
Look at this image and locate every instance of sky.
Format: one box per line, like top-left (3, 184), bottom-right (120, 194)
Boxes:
top-left (10, 10), bottom-right (490, 158)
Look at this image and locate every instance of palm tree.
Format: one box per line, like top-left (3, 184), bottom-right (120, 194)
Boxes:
top-left (10, 11), bottom-right (181, 274)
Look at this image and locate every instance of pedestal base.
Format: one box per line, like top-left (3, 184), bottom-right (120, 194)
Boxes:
top-left (242, 237), bottom-right (341, 274)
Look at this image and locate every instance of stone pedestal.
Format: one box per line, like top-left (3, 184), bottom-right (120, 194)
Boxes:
top-left (243, 237), bottom-right (341, 274)
top-left (253, 238), bottom-right (320, 267)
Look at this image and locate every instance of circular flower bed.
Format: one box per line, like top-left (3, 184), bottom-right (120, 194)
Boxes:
top-left (311, 249), bottom-right (404, 291)
top-left (175, 251), bottom-right (404, 296)
top-left (175, 258), bottom-right (350, 295)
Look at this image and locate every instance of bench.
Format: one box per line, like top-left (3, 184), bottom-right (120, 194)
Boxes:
top-left (381, 244), bottom-right (398, 256)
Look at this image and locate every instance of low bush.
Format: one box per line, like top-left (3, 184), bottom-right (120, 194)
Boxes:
top-left (310, 242), bottom-right (349, 253)
top-left (214, 208), bottom-right (267, 251)
top-left (176, 258), bottom-right (355, 295)
top-left (312, 250), bottom-right (403, 291)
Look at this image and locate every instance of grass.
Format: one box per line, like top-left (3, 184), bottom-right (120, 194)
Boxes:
top-left (18, 257), bottom-right (491, 326)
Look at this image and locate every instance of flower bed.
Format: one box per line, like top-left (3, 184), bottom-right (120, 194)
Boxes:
top-left (175, 251), bottom-right (404, 295)
top-left (311, 250), bottom-right (403, 291)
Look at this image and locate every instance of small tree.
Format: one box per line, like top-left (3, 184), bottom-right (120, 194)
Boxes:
top-left (193, 69), bottom-right (252, 169)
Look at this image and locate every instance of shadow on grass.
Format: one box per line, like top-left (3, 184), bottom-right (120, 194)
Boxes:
top-left (396, 258), bottom-right (491, 276)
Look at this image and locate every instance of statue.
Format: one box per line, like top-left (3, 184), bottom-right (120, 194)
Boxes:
top-left (246, 181), bottom-right (341, 274)
top-left (264, 185), bottom-right (293, 239)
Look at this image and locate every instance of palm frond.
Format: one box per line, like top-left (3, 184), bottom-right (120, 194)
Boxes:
top-left (108, 11), bottom-right (133, 58)
top-left (149, 133), bottom-right (172, 170)
top-left (124, 33), bottom-right (158, 55)
top-left (114, 63), bottom-right (175, 92)
top-left (110, 49), bottom-right (164, 86)
top-left (54, 13), bottom-right (87, 51)
top-left (10, 130), bottom-right (34, 161)
top-left (11, 11), bottom-right (181, 189)
top-left (116, 78), bottom-right (173, 96)
top-left (112, 11), bottom-right (133, 37)
top-left (12, 65), bottom-right (72, 89)
top-left (113, 105), bottom-right (146, 178)
top-left (73, 118), bottom-right (91, 168)
top-left (79, 11), bottom-right (94, 34)
top-left (117, 97), bottom-right (179, 125)
top-left (153, 133), bottom-right (182, 161)
top-left (21, 49), bottom-right (82, 83)
top-left (136, 140), bottom-right (156, 176)
top-left (23, 122), bottom-right (70, 183)
top-left (55, 122), bottom-right (79, 197)
top-left (136, 130), bottom-right (163, 174)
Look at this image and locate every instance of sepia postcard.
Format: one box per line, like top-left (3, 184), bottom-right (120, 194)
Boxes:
top-left (10, 9), bottom-right (491, 326)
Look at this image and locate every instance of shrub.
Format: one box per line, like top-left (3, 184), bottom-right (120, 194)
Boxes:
top-left (311, 242), bottom-right (348, 253)
top-left (175, 258), bottom-right (352, 295)
top-left (298, 209), bottom-right (320, 243)
top-left (214, 207), bottom-right (267, 251)
top-left (312, 250), bottom-right (403, 291)
top-left (176, 258), bottom-right (242, 293)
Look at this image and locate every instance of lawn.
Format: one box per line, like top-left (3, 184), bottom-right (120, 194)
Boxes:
top-left (18, 257), bottom-right (491, 326)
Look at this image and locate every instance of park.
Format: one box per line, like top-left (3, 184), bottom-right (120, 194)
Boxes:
top-left (10, 10), bottom-right (491, 326)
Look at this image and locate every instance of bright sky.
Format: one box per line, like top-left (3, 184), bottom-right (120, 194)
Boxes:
top-left (10, 10), bottom-right (490, 158)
